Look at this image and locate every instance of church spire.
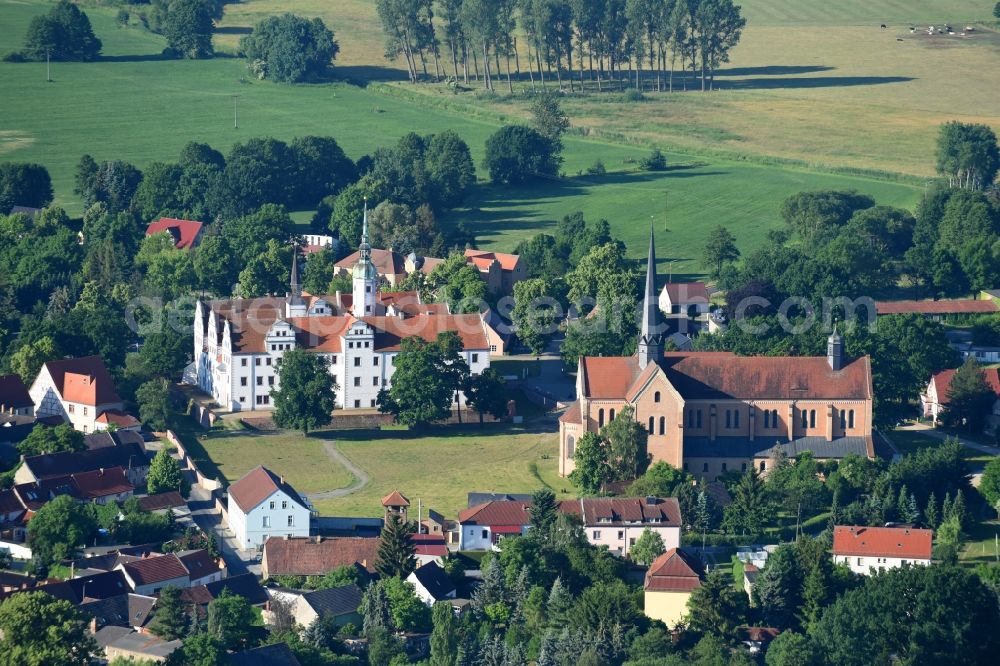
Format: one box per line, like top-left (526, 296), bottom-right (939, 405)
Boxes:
top-left (359, 197), bottom-right (371, 262)
top-left (353, 197), bottom-right (378, 315)
top-left (637, 224), bottom-right (664, 369)
top-left (288, 242), bottom-right (303, 305)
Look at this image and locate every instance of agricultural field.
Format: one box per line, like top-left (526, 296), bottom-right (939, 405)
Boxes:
top-left (0, 0), bottom-right (934, 275)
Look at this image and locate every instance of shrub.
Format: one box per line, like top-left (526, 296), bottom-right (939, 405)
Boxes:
top-left (640, 149), bottom-right (667, 171)
top-left (585, 160), bottom-right (606, 176)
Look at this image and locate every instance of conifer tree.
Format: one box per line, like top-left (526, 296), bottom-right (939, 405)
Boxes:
top-left (925, 491), bottom-right (939, 528)
top-left (375, 513), bottom-right (416, 578)
top-left (148, 586), bottom-right (189, 640)
top-left (546, 576), bottom-right (573, 632)
top-left (361, 579), bottom-right (393, 636)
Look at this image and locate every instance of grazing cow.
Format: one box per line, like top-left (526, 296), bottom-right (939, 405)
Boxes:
top-left (880, 24), bottom-right (887, 30)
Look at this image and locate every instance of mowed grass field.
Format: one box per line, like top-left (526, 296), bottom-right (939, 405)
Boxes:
top-left (183, 423), bottom-right (568, 518)
top-left (0, 0), bottom-right (932, 274)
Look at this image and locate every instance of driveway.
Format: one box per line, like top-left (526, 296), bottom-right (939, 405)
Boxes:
top-left (899, 422), bottom-right (1000, 457)
top-left (186, 484), bottom-right (260, 577)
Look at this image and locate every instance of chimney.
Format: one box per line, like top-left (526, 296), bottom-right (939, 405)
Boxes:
top-left (89, 616), bottom-right (98, 634)
top-left (314, 536), bottom-right (321, 544)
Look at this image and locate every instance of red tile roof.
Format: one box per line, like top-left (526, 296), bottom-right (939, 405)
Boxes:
top-left (42, 356), bottom-right (121, 407)
top-left (661, 282), bottom-right (710, 304)
top-left (464, 249), bottom-right (520, 272)
top-left (335, 249), bottom-right (406, 275)
top-left (581, 352), bottom-right (871, 401)
top-left (227, 466), bottom-right (307, 514)
top-left (930, 367), bottom-right (1000, 405)
top-left (145, 217), bottom-right (203, 249)
top-left (876, 299), bottom-right (998, 315)
top-left (95, 410), bottom-right (141, 428)
top-left (381, 490), bottom-right (410, 507)
top-left (263, 536), bottom-right (379, 576)
top-left (71, 467), bottom-right (133, 499)
top-left (136, 492), bottom-right (186, 512)
top-left (121, 554), bottom-right (188, 586)
top-left (178, 550), bottom-right (220, 579)
top-left (832, 525), bottom-right (933, 560)
top-left (457, 500), bottom-right (531, 526)
top-left (644, 548), bottom-right (704, 592)
top-left (558, 497), bottom-right (682, 527)
top-left (0, 374), bottom-right (32, 410)
top-left (559, 401), bottom-right (581, 425)
top-left (412, 534), bottom-right (448, 557)
top-left (367, 314), bottom-right (489, 352)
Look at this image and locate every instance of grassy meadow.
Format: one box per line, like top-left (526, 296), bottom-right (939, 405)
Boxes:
top-left (4, 0), bottom-right (979, 273)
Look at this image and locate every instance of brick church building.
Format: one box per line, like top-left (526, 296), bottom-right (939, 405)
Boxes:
top-left (558, 230), bottom-right (875, 479)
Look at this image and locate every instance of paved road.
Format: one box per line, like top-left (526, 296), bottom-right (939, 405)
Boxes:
top-left (186, 483), bottom-right (260, 576)
top-left (899, 422), bottom-right (1000, 457)
top-left (306, 440), bottom-right (370, 501)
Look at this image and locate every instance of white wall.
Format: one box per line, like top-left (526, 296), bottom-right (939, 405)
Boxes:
top-left (833, 554), bottom-right (931, 575)
top-left (229, 489), bottom-right (310, 551)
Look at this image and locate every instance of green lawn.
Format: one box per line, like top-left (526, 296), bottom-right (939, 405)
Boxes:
top-left (311, 424), bottom-right (569, 518)
top-left (0, 0), bottom-right (925, 275)
top-left (959, 519), bottom-right (1000, 566)
top-left (890, 428), bottom-right (994, 465)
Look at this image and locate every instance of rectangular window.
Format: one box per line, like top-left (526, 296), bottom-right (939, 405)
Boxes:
top-left (269, 501), bottom-right (275, 509)
top-left (696, 410), bottom-right (702, 429)
top-left (331, 356), bottom-right (337, 364)
top-left (287, 515), bottom-right (294, 527)
top-left (373, 357), bottom-right (379, 366)
top-left (370, 399), bottom-right (377, 407)
top-left (354, 377), bottom-right (361, 387)
top-left (725, 410), bottom-right (731, 429)
top-left (262, 516), bottom-right (270, 528)
top-left (257, 377), bottom-right (263, 386)
top-left (373, 377), bottom-right (379, 386)
top-left (69, 404), bottom-right (75, 414)
top-left (354, 357), bottom-right (361, 367)
top-left (241, 359), bottom-right (247, 367)
top-left (593, 531), bottom-right (601, 539)
top-left (268, 376), bottom-right (274, 386)
top-left (281, 501), bottom-right (287, 509)
top-left (266, 358), bottom-right (272, 366)
top-left (703, 462), bottom-right (709, 472)
top-left (472, 353), bottom-right (479, 363)
top-left (734, 410), bottom-right (740, 428)
top-left (354, 400), bottom-right (361, 408)
top-left (241, 377), bottom-right (247, 386)
top-left (617, 530), bottom-right (624, 540)
top-left (255, 358), bottom-right (261, 366)
top-left (722, 462), bottom-right (727, 471)
top-left (83, 407), bottom-right (88, 416)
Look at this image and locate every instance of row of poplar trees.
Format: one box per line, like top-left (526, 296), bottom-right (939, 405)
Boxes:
top-left (375, 0), bottom-right (745, 92)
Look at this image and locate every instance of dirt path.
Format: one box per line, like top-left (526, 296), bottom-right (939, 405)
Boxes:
top-left (307, 439), bottom-right (371, 500)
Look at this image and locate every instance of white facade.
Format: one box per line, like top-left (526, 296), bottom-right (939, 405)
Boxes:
top-left (458, 524), bottom-right (528, 551)
top-left (833, 553), bottom-right (931, 576)
top-left (228, 487), bottom-right (310, 551)
top-left (583, 524), bottom-right (680, 558)
top-left (30, 365), bottom-right (122, 434)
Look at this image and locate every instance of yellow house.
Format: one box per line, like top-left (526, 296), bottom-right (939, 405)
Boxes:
top-left (643, 548), bottom-right (705, 628)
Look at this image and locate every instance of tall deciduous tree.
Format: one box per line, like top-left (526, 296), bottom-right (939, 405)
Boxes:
top-left (271, 349), bottom-right (337, 434)
top-left (28, 494), bottom-right (96, 570)
top-left (483, 125), bottom-right (561, 185)
top-left (686, 569), bottom-right (749, 639)
top-left (18, 423), bottom-right (84, 457)
top-left (569, 431), bottom-right (609, 494)
top-left (722, 467), bottom-right (774, 536)
top-left (377, 335), bottom-right (454, 428)
top-left (600, 404), bottom-right (649, 481)
top-left (944, 357), bottom-right (996, 432)
top-left (207, 589), bottom-right (256, 651)
top-left (0, 590), bottom-right (98, 665)
top-left (22, 0), bottom-right (102, 61)
top-left (512, 278), bottom-right (561, 355)
top-left (936, 121), bottom-right (1000, 190)
top-left (429, 600), bottom-right (461, 666)
top-left (629, 527), bottom-right (665, 565)
top-left (464, 368), bottom-right (508, 423)
top-left (702, 224), bottom-right (740, 276)
top-left (147, 448), bottom-right (186, 496)
top-left (136, 377), bottom-right (173, 431)
top-left (0, 163), bottom-right (53, 214)
top-left (162, 0), bottom-right (215, 59)
top-left (240, 14), bottom-right (339, 83)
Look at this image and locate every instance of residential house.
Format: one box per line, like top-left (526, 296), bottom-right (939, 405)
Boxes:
top-left (227, 466), bottom-right (311, 551)
top-left (275, 584), bottom-right (364, 630)
top-left (25, 570), bottom-right (131, 604)
top-left (30, 356), bottom-right (125, 434)
top-left (559, 496), bottom-right (682, 558)
top-left (94, 410), bottom-right (142, 432)
top-left (83, 429), bottom-right (146, 451)
top-left (407, 561), bottom-right (456, 606)
top-left (658, 282), bottom-right (711, 316)
top-left (832, 525), bottom-right (933, 575)
top-left (560, 231), bottom-right (874, 479)
top-left (457, 500), bottom-right (531, 550)
top-left (181, 573), bottom-right (268, 612)
top-left (145, 217), bottom-right (204, 249)
top-left (179, 548), bottom-right (227, 586)
top-left (464, 249), bottom-right (524, 295)
top-left (643, 548), bottom-right (705, 628)
top-left (116, 549), bottom-right (224, 595)
top-left (100, 629), bottom-right (181, 663)
top-left (14, 442), bottom-right (148, 486)
top-left (191, 224), bottom-right (491, 412)
top-left (80, 593), bottom-right (156, 633)
top-left (420, 508), bottom-right (447, 536)
top-left (742, 563), bottom-right (760, 601)
top-left (921, 367), bottom-right (1000, 430)
top-left (0, 374), bottom-right (33, 416)
top-left (261, 536), bottom-right (379, 579)
top-left (301, 234), bottom-right (334, 255)
top-left (480, 309), bottom-right (514, 356)
top-left (137, 491), bottom-right (187, 514)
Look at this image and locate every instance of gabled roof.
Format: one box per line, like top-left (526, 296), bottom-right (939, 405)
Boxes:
top-left (70, 466), bottom-right (134, 499)
top-left (178, 549), bottom-right (220, 579)
top-left (466, 492), bottom-right (533, 507)
top-left (457, 500), bottom-right (531, 526)
top-left (381, 490), bottom-right (410, 507)
top-left (83, 429), bottom-right (145, 451)
top-left (581, 352), bottom-right (872, 401)
top-left (876, 299), bottom-right (998, 315)
top-left (137, 491), bottom-right (186, 512)
top-left (95, 410), bottom-right (141, 428)
top-left (182, 573), bottom-right (268, 607)
top-left (40, 356), bottom-right (121, 406)
top-left (0, 374), bottom-right (32, 410)
top-left (145, 217), bottom-right (204, 249)
top-left (464, 249), bottom-right (520, 272)
top-left (80, 593), bottom-right (156, 629)
top-left (558, 497), bottom-right (682, 527)
top-left (263, 536), bottom-right (379, 576)
top-left (228, 466), bottom-right (308, 514)
top-left (832, 525), bottom-right (933, 560)
top-left (644, 548), bottom-right (704, 592)
top-left (22, 442), bottom-right (147, 480)
top-left (335, 248), bottom-right (406, 275)
top-left (930, 367), bottom-right (1000, 405)
top-left (35, 570), bottom-right (130, 604)
top-left (661, 281), bottom-right (710, 304)
top-left (409, 561), bottom-right (455, 601)
top-left (301, 583), bottom-right (363, 617)
top-left (120, 554), bottom-right (189, 586)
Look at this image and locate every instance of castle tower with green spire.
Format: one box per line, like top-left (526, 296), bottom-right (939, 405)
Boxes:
top-left (352, 199), bottom-right (378, 316)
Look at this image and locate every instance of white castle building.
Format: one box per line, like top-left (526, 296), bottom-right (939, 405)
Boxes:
top-left (189, 206), bottom-right (491, 412)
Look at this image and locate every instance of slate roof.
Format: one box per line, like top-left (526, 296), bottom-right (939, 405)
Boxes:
top-left (832, 525), bottom-right (933, 560)
top-left (102, 630), bottom-right (182, 658)
top-left (644, 548), bottom-right (704, 592)
top-left (37, 570), bottom-right (130, 604)
top-left (301, 583), bottom-right (363, 618)
top-left (409, 562), bottom-right (455, 601)
top-left (22, 442), bottom-right (147, 480)
top-left (229, 642), bottom-right (303, 666)
top-left (263, 536), bottom-right (379, 576)
top-left (145, 217), bottom-right (204, 249)
top-left (683, 435), bottom-right (873, 459)
top-left (228, 466), bottom-right (308, 514)
top-left (559, 497), bottom-right (682, 527)
top-left (80, 593), bottom-right (156, 629)
top-left (0, 374), bottom-right (32, 411)
top-left (41, 356), bottom-right (121, 406)
top-left (580, 352), bottom-right (872, 401)
top-left (181, 573), bottom-right (268, 607)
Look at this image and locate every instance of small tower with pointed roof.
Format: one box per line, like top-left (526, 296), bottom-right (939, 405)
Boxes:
top-left (286, 243), bottom-right (307, 318)
top-left (381, 490), bottom-right (410, 523)
top-left (827, 325), bottom-right (844, 371)
top-left (637, 226), bottom-right (665, 369)
top-left (352, 199), bottom-right (378, 316)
